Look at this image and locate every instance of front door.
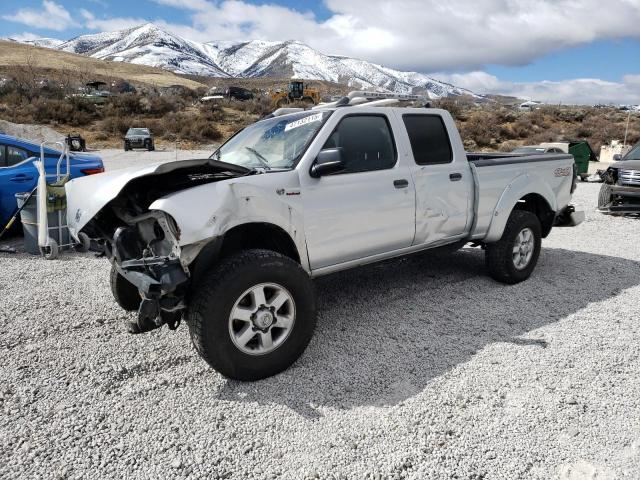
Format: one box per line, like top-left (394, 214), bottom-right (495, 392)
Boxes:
top-left (302, 114), bottom-right (416, 270)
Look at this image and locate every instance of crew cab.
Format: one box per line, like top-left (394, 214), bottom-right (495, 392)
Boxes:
top-left (66, 99), bottom-right (582, 381)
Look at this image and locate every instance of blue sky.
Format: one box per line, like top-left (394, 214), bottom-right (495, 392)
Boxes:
top-left (2, 0), bottom-right (639, 103)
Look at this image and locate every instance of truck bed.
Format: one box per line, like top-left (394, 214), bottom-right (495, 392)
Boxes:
top-left (465, 152), bottom-right (575, 242)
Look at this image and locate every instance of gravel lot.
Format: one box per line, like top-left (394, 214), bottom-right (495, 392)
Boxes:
top-left (1, 155), bottom-right (639, 479)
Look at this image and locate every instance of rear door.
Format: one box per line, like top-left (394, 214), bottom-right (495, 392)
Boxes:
top-left (301, 113), bottom-right (416, 269)
top-left (400, 113), bottom-right (472, 244)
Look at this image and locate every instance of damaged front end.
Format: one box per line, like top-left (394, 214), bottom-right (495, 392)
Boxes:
top-left (108, 210), bottom-right (188, 333)
top-left (598, 161), bottom-right (640, 215)
top-left (66, 158), bottom-right (251, 333)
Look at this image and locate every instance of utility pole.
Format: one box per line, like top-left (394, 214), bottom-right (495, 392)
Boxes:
top-left (623, 110), bottom-right (631, 147)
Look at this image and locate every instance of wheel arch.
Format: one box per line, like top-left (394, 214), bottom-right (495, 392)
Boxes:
top-left (189, 222), bottom-right (304, 287)
top-left (485, 174), bottom-right (557, 242)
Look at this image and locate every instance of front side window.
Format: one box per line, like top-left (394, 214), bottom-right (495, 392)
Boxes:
top-left (212, 110), bottom-right (331, 170)
top-left (322, 115), bottom-right (396, 174)
top-left (6, 146), bottom-right (29, 166)
top-left (403, 115), bottom-right (452, 165)
top-left (0, 145), bottom-right (5, 167)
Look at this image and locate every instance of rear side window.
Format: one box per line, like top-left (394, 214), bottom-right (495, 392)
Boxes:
top-left (403, 115), bottom-right (452, 165)
top-left (7, 145), bottom-right (29, 167)
top-left (322, 115), bottom-right (396, 174)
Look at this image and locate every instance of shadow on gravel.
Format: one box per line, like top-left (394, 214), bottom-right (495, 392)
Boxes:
top-left (218, 247), bottom-right (640, 416)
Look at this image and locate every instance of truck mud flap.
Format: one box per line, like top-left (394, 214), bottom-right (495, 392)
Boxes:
top-left (554, 205), bottom-right (585, 227)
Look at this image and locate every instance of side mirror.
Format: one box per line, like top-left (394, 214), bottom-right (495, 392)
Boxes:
top-left (310, 148), bottom-right (345, 178)
top-left (613, 154), bottom-right (622, 161)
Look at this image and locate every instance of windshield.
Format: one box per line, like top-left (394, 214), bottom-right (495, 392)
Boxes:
top-left (625, 142), bottom-right (640, 160)
top-left (210, 110), bottom-right (331, 169)
top-left (127, 128), bottom-right (149, 135)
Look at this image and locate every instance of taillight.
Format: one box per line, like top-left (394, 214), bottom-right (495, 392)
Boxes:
top-left (570, 163), bottom-right (577, 193)
top-left (81, 167), bottom-right (105, 175)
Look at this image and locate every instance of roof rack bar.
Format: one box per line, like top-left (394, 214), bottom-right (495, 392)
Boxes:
top-left (347, 90), bottom-right (423, 101)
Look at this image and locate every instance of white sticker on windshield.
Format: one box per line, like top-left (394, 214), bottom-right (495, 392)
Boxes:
top-left (284, 113), bottom-right (323, 132)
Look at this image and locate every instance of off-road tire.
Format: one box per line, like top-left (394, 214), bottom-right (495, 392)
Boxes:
top-left (187, 249), bottom-right (316, 381)
top-left (598, 183), bottom-right (613, 210)
top-left (485, 210), bottom-right (541, 284)
top-left (124, 142), bottom-right (130, 151)
top-left (110, 264), bottom-right (141, 311)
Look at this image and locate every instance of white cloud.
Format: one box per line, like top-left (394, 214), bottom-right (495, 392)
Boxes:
top-left (434, 71), bottom-right (640, 105)
top-left (79, 9), bottom-right (147, 32)
top-left (7, 32), bottom-right (43, 42)
top-left (145, 0), bottom-right (640, 72)
top-left (2, 0), bottom-right (77, 32)
top-left (7, 0), bottom-right (640, 73)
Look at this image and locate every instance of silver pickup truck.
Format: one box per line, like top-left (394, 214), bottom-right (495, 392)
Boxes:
top-left (66, 102), bottom-right (583, 380)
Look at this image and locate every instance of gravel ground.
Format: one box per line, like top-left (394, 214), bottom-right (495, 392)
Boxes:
top-left (1, 178), bottom-right (639, 480)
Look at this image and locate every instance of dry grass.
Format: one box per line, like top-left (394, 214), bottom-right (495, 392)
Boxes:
top-left (0, 41), bottom-right (206, 89)
top-left (434, 99), bottom-right (640, 154)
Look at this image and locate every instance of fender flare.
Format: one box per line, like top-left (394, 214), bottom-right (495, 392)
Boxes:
top-left (484, 173), bottom-right (557, 243)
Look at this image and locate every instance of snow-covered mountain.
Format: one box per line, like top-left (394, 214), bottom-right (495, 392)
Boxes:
top-left (19, 24), bottom-right (476, 98)
top-left (7, 37), bottom-right (64, 49)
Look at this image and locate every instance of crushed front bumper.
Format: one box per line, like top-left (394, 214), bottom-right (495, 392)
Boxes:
top-left (598, 185), bottom-right (640, 215)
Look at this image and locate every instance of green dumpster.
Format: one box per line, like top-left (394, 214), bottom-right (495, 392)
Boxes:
top-left (567, 141), bottom-right (598, 179)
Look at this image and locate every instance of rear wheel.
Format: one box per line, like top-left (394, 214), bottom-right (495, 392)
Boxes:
top-left (110, 264), bottom-right (141, 312)
top-left (485, 210), bottom-right (541, 284)
top-left (187, 249), bottom-right (316, 381)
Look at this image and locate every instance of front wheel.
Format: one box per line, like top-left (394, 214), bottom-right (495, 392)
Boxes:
top-left (110, 264), bottom-right (141, 312)
top-left (598, 183), bottom-right (613, 210)
top-left (187, 249), bottom-right (316, 381)
top-left (485, 210), bottom-right (541, 284)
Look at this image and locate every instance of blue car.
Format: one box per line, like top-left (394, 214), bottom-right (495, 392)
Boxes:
top-left (0, 134), bottom-right (104, 228)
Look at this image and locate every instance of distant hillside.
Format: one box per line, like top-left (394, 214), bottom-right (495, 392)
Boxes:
top-left (0, 40), bottom-right (206, 89)
top-left (18, 23), bottom-right (478, 98)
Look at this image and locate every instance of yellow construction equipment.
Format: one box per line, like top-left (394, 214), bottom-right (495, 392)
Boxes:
top-left (270, 80), bottom-right (321, 107)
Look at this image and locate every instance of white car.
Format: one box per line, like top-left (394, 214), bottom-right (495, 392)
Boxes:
top-left (66, 99), bottom-right (583, 380)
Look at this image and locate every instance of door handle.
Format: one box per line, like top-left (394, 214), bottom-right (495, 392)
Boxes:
top-left (449, 173), bottom-right (462, 182)
top-left (10, 174), bottom-right (34, 182)
top-left (393, 179), bottom-right (409, 189)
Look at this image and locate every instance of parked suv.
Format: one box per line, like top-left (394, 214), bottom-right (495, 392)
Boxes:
top-left (224, 86), bottom-right (253, 101)
top-left (598, 141), bottom-right (640, 215)
top-left (124, 128), bottom-right (154, 151)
